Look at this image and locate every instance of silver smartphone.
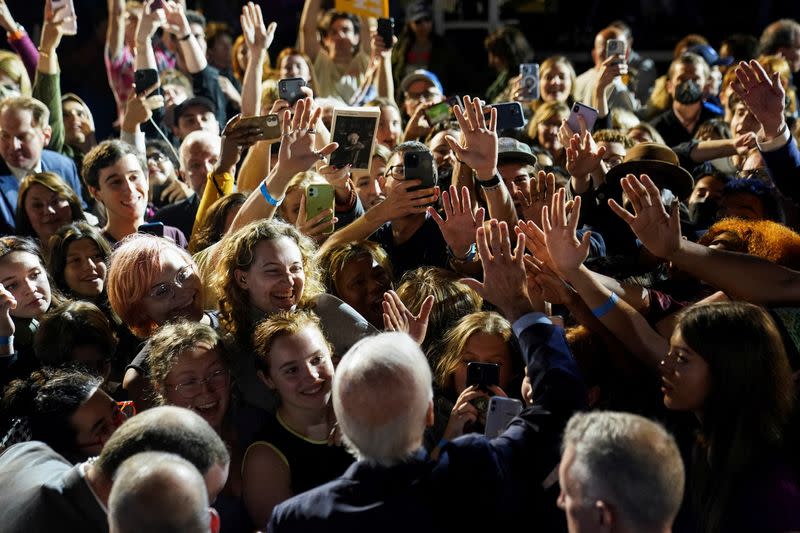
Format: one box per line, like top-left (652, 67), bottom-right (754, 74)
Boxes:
top-left (484, 397), bottom-right (524, 438)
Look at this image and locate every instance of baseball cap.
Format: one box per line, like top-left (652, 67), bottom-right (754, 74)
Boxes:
top-left (173, 96), bottom-right (217, 125)
top-left (400, 69), bottom-right (444, 94)
top-left (497, 137), bottom-right (538, 167)
top-left (686, 44), bottom-right (734, 67)
top-left (406, 1), bottom-right (433, 22)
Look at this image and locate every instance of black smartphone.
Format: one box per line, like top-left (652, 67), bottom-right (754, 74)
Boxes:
top-left (466, 362), bottom-right (500, 391)
top-left (490, 102), bottom-right (526, 131)
top-left (376, 17), bottom-right (394, 49)
top-left (134, 68), bottom-right (159, 96)
top-left (404, 151), bottom-right (435, 191)
top-left (278, 78), bottom-right (306, 105)
top-left (138, 222), bottom-right (165, 237)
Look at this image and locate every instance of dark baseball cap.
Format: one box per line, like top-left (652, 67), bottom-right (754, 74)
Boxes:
top-left (173, 96), bottom-right (217, 124)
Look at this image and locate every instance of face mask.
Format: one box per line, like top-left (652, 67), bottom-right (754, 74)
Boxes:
top-left (674, 79), bottom-right (703, 104)
top-left (688, 199), bottom-right (719, 228)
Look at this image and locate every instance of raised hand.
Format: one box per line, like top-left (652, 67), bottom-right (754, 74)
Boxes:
top-left (428, 185), bottom-right (485, 258)
top-left (382, 291), bottom-right (433, 345)
top-left (607, 174), bottom-right (681, 259)
top-left (461, 219), bottom-right (531, 321)
top-left (731, 60), bottom-right (786, 137)
top-left (276, 98), bottom-right (338, 177)
top-left (0, 283), bottom-right (16, 339)
top-left (515, 170), bottom-right (556, 225)
top-left (445, 96), bottom-right (498, 180)
top-left (541, 188), bottom-right (592, 279)
top-left (241, 2), bottom-right (275, 55)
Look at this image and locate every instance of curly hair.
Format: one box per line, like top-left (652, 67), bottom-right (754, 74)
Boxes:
top-left (698, 218), bottom-right (800, 268)
top-left (212, 219), bottom-right (324, 348)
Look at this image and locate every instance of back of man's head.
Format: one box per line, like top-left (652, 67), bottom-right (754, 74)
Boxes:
top-left (333, 332), bottom-right (432, 466)
top-left (108, 452), bottom-right (216, 533)
top-left (95, 405), bottom-right (229, 482)
top-left (561, 411), bottom-right (684, 532)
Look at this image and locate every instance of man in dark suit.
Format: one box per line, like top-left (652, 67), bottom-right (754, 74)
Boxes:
top-left (0, 96), bottom-right (85, 233)
top-left (268, 220), bottom-right (587, 533)
top-left (0, 406), bottom-right (230, 533)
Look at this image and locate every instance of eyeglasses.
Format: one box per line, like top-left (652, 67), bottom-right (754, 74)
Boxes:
top-left (148, 265), bottom-right (195, 301)
top-left (168, 369), bottom-right (230, 399)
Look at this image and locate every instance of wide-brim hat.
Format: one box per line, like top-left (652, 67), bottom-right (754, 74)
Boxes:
top-left (605, 142), bottom-right (694, 200)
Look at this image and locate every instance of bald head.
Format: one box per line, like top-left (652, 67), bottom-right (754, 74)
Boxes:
top-left (94, 406), bottom-right (229, 501)
top-left (109, 452), bottom-right (215, 533)
top-left (333, 333), bottom-right (433, 466)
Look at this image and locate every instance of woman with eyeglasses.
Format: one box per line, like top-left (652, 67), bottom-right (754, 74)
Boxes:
top-left (106, 234), bottom-right (215, 408)
top-left (1, 368), bottom-right (127, 463)
top-left (146, 319), bottom-right (255, 533)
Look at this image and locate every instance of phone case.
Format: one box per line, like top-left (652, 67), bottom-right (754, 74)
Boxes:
top-left (305, 184), bottom-right (335, 234)
top-left (278, 78), bottom-right (306, 105)
top-left (492, 102), bottom-right (526, 130)
top-left (484, 397), bottom-right (523, 438)
top-left (519, 63), bottom-right (540, 101)
top-left (237, 114), bottom-right (282, 142)
top-left (566, 102), bottom-right (599, 133)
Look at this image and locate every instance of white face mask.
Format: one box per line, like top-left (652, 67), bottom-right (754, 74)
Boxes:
top-left (710, 156), bottom-right (737, 175)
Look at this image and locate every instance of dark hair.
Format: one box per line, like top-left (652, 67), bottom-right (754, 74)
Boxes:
top-left (2, 368), bottom-right (103, 461)
top-left (33, 301), bottom-right (117, 375)
top-left (94, 405), bottom-right (229, 477)
top-left (46, 222), bottom-right (112, 297)
top-left (146, 139), bottom-right (180, 172)
top-left (484, 27), bottom-right (533, 71)
top-left (722, 177), bottom-right (785, 223)
top-left (677, 302), bottom-right (794, 533)
top-left (82, 140), bottom-right (146, 190)
top-left (188, 193), bottom-right (246, 254)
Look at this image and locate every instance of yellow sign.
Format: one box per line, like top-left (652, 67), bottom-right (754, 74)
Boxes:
top-left (334, 0), bottom-right (389, 18)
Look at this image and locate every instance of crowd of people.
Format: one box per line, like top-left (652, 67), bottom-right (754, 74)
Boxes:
top-left (1, 0), bottom-right (800, 531)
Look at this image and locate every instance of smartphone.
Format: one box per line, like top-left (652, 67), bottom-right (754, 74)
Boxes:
top-left (51, 0), bottom-right (77, 35)
top-left (376, 17), bottom-right (394, 49)
top-left (425, 101), bottom-right (451, 125)
top-left (404, 150), bottom-right (435, 196)
top-left (567, 102), bottom-right (599, 133)
top-left (134, 69), bottom-right (160, 96)
top-left (466, 362), bottom-right (500, 391)
top-left (236, 114), bottom-right (282, 142)
top-left (305, 184), bottom-right (335, 234)
top-left (278, 78), bottom-right (306, 105)
top-left (490, 102), bottom-right (526, 131)
top-left (605, 38), bottom-right (627, 61)
top-left (484, 397), bottom-right (524, 438)
top-left (518, 63), bottom-right (540, 101)
top-left (138, 222), bottom-right (165, 237)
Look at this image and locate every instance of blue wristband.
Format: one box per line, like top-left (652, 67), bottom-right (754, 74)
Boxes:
top-left (260, 181), bottom-right (284, 207)
top-left (0, 335), bottom-right (14, 346)
top-left (591, 293), bottom-right (619, 318)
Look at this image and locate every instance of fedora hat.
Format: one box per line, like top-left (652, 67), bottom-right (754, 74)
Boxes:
top-left (605, 142), bottom-right (694, 200)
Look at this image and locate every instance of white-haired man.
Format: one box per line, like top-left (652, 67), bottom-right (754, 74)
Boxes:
top-left (558, 411), bottom-right (685, 533)
top-left (268, 220), bottom-right (587, 532)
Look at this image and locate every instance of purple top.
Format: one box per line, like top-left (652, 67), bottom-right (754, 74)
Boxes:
top-left (8, 32), bottom-right (38, 81)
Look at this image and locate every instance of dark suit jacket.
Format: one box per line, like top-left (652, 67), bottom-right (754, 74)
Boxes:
top-left (0, 149), bottom-right (86, 234)
top-left (268, 313), bottom-right (587, 533)
top-left (0, 441), bottom-right (108, 533)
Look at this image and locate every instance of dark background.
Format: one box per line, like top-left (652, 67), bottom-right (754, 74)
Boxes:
top-left (4, 0), bottom-right (799, 140)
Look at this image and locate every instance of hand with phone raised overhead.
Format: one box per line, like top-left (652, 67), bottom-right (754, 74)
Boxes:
top-left (445, 95), bottom-right (498, 181)
top-left (428, 185), bottom-right (485, 260)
